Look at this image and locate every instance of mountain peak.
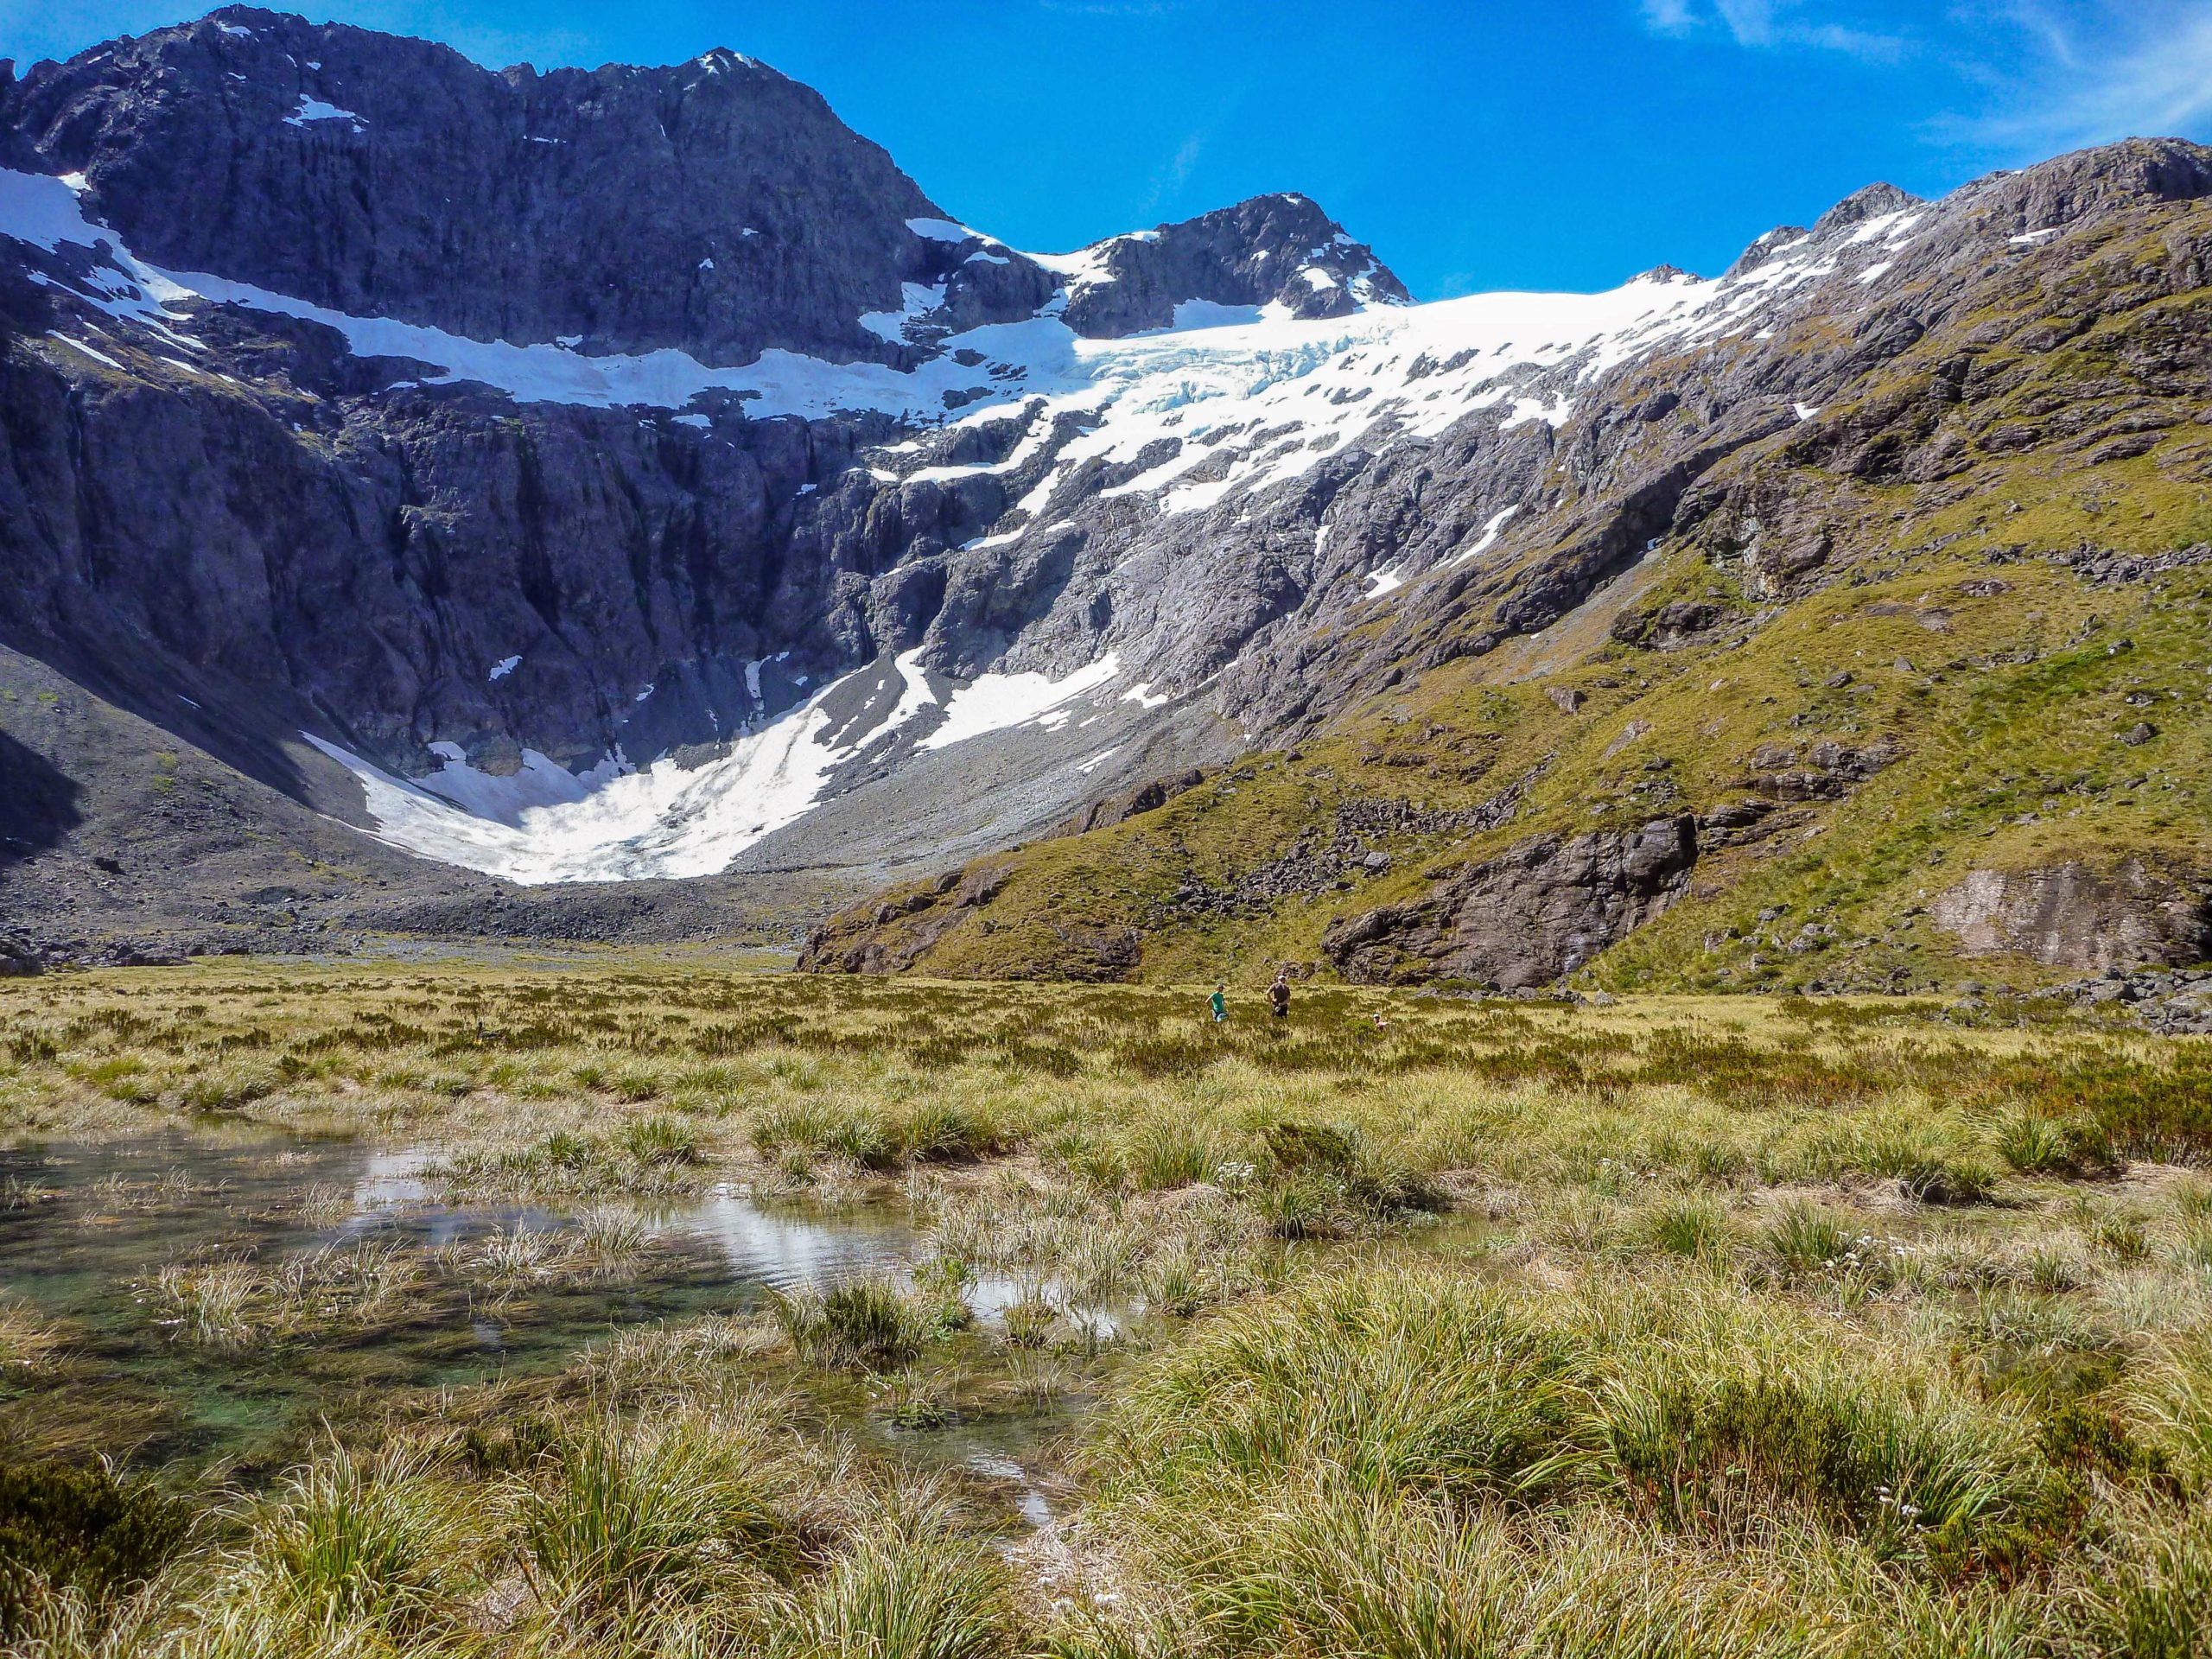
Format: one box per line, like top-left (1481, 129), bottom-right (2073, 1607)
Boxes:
top-left (1057, 193), bottom-right (1409, 337)
top-left (3, 7), bottom-right (1009, 367)
top-left (1809, 181), bottom-right (1923, 238)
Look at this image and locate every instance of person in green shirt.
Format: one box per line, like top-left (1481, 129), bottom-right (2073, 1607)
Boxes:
top-left (1209, 984), bottom-right (1227, 1023)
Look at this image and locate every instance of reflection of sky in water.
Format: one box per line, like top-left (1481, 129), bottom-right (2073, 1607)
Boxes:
top-left (3, 1139), bottom-right (1128, 1337)
top-left (0, 1135), bottom-right (1109, 1517)
top-left (353, 1147), bottom-right (432, 1208)
top-left (1, 1135), bottom-right (1123, 1541)
top-left (667, 1191), bottom-right (915, 1290)
top-left (964, 1269), bottom-right (1121, 1337)
top-left (960, 1450), bottom-right (1056, 1532)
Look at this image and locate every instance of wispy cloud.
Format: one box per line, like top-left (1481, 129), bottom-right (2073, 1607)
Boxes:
top-left (1639, 0), bottom-right (1906, 60)
top-left (1136, 128), bottom-right (1210, 219)
top-left (1949, 1), bottom-right (2212, 153)
top-left (1640, 0), bottom-right (1698, 29)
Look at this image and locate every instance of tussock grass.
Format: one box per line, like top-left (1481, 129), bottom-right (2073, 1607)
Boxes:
top-left (7, 963), bottom-right (2212, 1654)
top-left (768, 1277), bottom-right (930, 1370)
top-left (1081, 1265), bottom-right (2189, 1654)
top-left (7, 1380), bottom-right (1027, 1657)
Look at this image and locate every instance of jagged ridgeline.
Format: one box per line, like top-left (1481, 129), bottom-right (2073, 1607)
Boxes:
top-left (0, 5), bottom-right (2205, 996)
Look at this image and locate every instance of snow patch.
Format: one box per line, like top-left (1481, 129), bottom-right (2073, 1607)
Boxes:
top-left (285, 96), bottom-right (365, 130)
top-left (920, 653), bottom-right (1124, 753)
top-left (1169, 299), bottom-right (1267, 331)
top-left (301, 662), bottom-right (891, 881)
top-left (1364, 565), bottom-right (1405, 597)
top-left (860, 282), bottom-right (946, 345)
top-left (862, 647), bottom-right (943, 746)
top-left (1502, 394), bottom-right (1573, 429)
top-left (1446, 505), bottom-right (1521, 568)
top-left (46, 332), bottom-right (124, 369)
top-left (416, 741), bottom-right (611, 822)
top-left (487, 655), bottom-right (521, 682)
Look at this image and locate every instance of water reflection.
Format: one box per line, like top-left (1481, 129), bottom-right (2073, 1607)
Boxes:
top-left (0, 1135), bottom-right (965, 1470)
top-left (671, 1186), bottom-right (913, 1289)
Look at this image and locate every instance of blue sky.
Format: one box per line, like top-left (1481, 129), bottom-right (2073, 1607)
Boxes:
top-left (7, 1), bottom-right (2209, 297)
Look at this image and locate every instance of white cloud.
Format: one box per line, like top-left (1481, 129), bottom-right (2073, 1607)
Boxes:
top-left (1955, 2), bottom-right (2212, 152)
top-left (1639, 0), bottom-right (1904, 59)
top-left (1713, 0), bottom-right (1778, 44)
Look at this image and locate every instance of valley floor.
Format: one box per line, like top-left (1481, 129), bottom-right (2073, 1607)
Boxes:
top-left (1, 958), bottom-right (2209, 1656)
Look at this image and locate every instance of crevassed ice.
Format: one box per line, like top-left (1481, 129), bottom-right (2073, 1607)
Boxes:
top-left (0, 162), bottom-right (1826, 531)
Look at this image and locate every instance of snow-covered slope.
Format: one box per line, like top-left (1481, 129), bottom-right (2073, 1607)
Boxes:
top-left (10, 9), bottom-right (2193, 930)
top-left (0, 148), bottom-right (1958, 886)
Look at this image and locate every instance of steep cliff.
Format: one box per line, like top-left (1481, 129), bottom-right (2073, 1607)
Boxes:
top-left (0, 9), bottom-right (2205, 991)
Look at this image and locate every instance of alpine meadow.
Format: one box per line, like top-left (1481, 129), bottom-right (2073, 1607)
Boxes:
top-left (1, 4), bottom-right (2209, 1656)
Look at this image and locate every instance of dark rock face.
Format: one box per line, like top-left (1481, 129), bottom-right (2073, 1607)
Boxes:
top-left (4, 8), bottom-right (1046, 366)
top-left (0, 930), bottom-right (43, 975)
top-left (1060, 194), bottom-right (1408, 335)
top-left (1322, 817), bottom-right (1699, 988)
top-left (1930, 861), bottom-right (2212, 972)
top-left (0, 10), bottom-right (1416, 796)
top-left (0, 319), bottom-right (893, 772)
top-left (5, 11), bottom-right (2212, 984)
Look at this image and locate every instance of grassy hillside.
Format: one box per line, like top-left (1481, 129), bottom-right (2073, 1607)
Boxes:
top-left (802, 198), bottom-right (2212, 989)
top-left (805, 535), bottom-right (2209, 990)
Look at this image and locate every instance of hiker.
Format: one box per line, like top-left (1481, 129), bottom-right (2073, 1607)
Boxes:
top-left (1269, 970), bottom-right (1291, 1020)
top-left (1210, 983), bottom-right (1228, 1024)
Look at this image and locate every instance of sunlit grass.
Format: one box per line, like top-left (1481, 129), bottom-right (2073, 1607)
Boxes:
top-left (3, 961), bottom-right (2209, 1655)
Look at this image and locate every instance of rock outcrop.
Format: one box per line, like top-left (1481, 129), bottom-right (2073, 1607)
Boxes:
top-left (1058, 194), bottom-right (1408, 335)
top-left (1321, 817), bottom-right (1699, 988)
top-left (1930, 861), bottom-right (2212, 972)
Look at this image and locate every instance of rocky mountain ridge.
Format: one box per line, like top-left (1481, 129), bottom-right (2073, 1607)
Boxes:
top-left (0, 8), bottom-right (1406, 905)
top-left (0, 7), bottom-right (2206, 994)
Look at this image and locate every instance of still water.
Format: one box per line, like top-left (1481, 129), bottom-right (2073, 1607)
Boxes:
top-left (0, 1131), bottom-right (1083, 1507)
